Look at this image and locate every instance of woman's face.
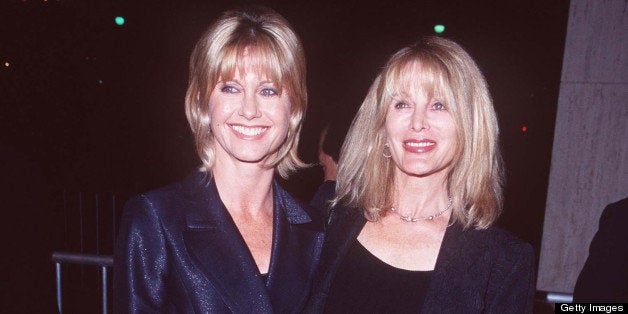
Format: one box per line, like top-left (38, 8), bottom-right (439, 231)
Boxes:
top-left (209, 54), bottom-right (291, 166)
top-left (384, 76), bottom-right (458, 180)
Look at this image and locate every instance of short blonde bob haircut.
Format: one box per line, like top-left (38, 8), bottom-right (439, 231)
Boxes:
top-left (335, 36), bottom-right (504, 229)
top-left (185, 7), bottom-right (307, 178)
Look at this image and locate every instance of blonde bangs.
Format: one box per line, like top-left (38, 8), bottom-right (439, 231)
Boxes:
top-left (215, 39), bottom-right (284, 92)
top-left (382, 53), bottom-right (454, 112)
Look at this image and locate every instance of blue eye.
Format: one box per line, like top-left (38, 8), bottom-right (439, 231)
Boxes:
top-left (394, 102), bottom-right (410, 109)
top-left (260, 88), bottom-right (278, 97)
top-left (220, 85), bottom-right (239, 94)
top-left (432, 102), bottom-right (446, 110)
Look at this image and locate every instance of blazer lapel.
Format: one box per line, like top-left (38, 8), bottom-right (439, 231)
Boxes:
top-left (325, 207), bottom-right (367, 276)
top-left (182, 177), bottom-right (273, 314)
top-left (422, 224), bottom-right (490, 312)
top-left (266, 182), bottom-right (325, 313)
top-left (310, 206), bottom-right (367, 310)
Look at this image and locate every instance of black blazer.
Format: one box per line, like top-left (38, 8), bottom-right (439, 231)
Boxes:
top-left (114, 170), bottom-right (325, 313)
top-left (305, 206), bottom-right (535, 313)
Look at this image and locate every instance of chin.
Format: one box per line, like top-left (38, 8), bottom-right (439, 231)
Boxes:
top-left (235, 148), bottom-right (281, 163)
top-left (398, 165), bottom-right (442, 178)
top-left (233, 154), bottom-right (271, 164)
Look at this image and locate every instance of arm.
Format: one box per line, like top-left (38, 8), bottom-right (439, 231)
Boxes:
top-left (485, 241), bottom-right (535, 314)
top-left (114, 195), bottom-right (170, 313)
top-left (309, 180), bottom-right (336, 219)
top-left (319, 151), bottom-right (338, 182)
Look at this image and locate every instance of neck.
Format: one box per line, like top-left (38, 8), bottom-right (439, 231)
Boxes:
top-left (392, 171), bottom-right (450, 218)
top-left (212, 155), bottom-right (275, 217)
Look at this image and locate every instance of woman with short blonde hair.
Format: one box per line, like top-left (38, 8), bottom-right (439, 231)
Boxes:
top-left (307, 37), bottom-right (534, 313)
top-left (115, 7), bottom-right (323, 313)
top-left (185, 7), bottom-right (308, 178)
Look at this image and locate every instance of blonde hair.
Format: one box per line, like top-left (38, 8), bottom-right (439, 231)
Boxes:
top-left (335, 36), bottom-right (503, 229)
top-left (185, 7), bottom-right (307, 178)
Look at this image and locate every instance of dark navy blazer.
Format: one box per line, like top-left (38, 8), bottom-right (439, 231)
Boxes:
top-left (114, 170), bottom-right (325, 313)
top-left (305, 206), bottom-right (535, 314)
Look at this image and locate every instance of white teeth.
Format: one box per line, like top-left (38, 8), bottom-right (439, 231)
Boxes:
top-left (406, 141), bottom-right (435, 147)
top-left (230, 125), bottom-right (267, 136)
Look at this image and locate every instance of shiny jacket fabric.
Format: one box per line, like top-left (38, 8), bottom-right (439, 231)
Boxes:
top-left (114, 170), bottom-right (325, 313)
top-left (305, 206), bottom-right (535, 314)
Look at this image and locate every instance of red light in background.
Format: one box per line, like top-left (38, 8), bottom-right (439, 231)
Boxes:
top-left (522, 125), bottom-right (527, 133)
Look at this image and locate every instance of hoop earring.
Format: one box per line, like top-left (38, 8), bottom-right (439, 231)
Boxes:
top-left (383, 143), bottom-right (392, 158)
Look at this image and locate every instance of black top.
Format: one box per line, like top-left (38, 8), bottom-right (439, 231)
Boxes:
top-left (324, 240), bottom-right (432, 314)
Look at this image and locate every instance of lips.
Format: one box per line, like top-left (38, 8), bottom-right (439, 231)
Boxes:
top-left (403, 139), bottom-right (436, 153)
top-left (229, 124), bottom-right (268, 137)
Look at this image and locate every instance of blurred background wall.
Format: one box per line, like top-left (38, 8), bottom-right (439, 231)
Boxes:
top-left (538, 0), bottom-right (628, 294)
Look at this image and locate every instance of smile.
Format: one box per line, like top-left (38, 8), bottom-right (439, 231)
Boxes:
top-left (403, 139), bottom-right (436, 153)
top-left (405, 141), bottom-right (435, 148)
top-left (229, 124), bottom-right (268, 136)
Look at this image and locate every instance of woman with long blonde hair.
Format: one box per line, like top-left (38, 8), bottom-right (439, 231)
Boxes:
top-left (307, 37), bottom-right (534, 313)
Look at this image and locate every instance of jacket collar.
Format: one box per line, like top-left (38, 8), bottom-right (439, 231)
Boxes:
top-left (422, 223), bottom-right (493, 312)
top-left (182, 171), bottom-right (321, 313)
top-left (310, 206), bottom-right (367, 303)
top-left (266, 180), bottom-right (324, 312)
top-left (182, 171), bottom-right (313, 226)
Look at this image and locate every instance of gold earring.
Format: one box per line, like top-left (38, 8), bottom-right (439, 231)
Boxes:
top-left (383, 143), bottom-right (392, 158)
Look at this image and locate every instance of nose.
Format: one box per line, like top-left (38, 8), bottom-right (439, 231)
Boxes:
top-left (238, 92), bottom-right (261, 120)
top-left (410, 107), bottom-right (429, 132)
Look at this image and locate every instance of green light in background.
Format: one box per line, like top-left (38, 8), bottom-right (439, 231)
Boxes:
top-left (434, 24), bottom-right (445, 34)
top-left (115, 16), bottom-right (125, 26)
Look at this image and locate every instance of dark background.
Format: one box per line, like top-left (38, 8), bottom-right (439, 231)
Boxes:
top-left (1, 0), bottom-right (569, 311)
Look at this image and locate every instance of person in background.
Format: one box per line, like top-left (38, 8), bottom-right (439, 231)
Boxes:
top-left (306, 36), bottom-right (535, 313)
top-left (574, 197), bottom-right (628, 303)
top-left (114, 7), bottom-right (324, 313)
top-left (310, 125), bottom-right (339, 217)
top-left (318, 125), bottom-right (339, 184)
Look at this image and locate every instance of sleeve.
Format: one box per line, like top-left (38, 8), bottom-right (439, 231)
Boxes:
top-left (574, 200), bottom-right (628, 302)
top-left (485, 240), bottom-right (536, 314)
top-left (114, 195), bottom-right (170, 313)
top-left (309, 180), bottom-right (337, 220)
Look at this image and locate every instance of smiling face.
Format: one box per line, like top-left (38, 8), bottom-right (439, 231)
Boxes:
top-left (384, 63), bottom-right (458, 180)
top-left (208, 53), bottom-right (291, 167)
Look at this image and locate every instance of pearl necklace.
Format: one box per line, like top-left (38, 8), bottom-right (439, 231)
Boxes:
top-left (390, 197), bottom-right (453, 222)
